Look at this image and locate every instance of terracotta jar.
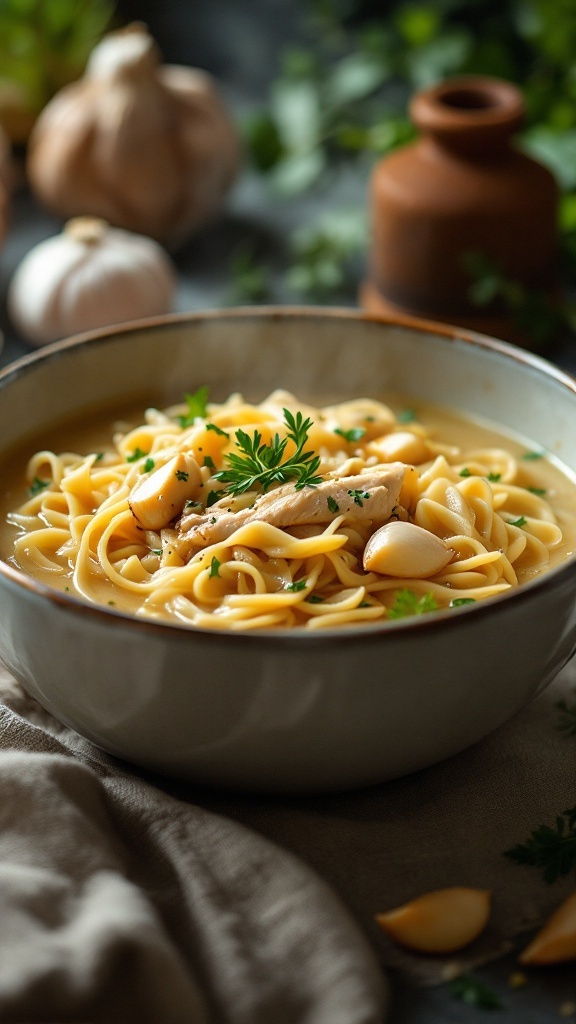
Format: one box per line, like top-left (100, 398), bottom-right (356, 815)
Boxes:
top-left (361, 76), bottom-right (559, 345)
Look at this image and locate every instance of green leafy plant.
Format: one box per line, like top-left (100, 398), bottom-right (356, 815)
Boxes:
top-left (503, 806), bottom-right (576, 883)
top-left (241, 0), bottom-right (576, 321)
top-left (463, 251), bottom-right (575, 349)
top-left (0, 0), bottom-right (114, 140)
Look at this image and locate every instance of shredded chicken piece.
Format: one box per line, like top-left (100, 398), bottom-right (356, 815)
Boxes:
top-left (171, 463), bottom-right (405, 559)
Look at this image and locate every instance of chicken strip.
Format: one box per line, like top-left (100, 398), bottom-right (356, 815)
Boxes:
top-left (173, 462), bottom-right (405, 558)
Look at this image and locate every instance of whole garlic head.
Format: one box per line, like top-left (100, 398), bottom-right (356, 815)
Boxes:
top-left (26, 23), bottom-right (242, 248)
top-left (8, 217), bottom-right (176, 346)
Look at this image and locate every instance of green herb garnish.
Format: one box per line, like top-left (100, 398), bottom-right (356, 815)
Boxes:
top-left (206, 490), bottom-right (224, 507)
top-left (287, 579), bottom-right (307, 592)
top-left (214, 408), bottom-right (322, 495)
top-left (327, 495), bottom-right (340, 513)
top-left (308, 595), bottom-right (324, 603)
top-left (334, 426), bottom-right (366, 442)
top-left (449, 975), bottom-right (503, 1010)
top-left (143, 458), bottom-right (155, 473)
top-left (528, 486), bottom-right (547, 496)
top-left (206, 423), bottom-right (230, 439)
top-left (508, 516), bottom-right (527, 528)
top-left (126, 447), bottom-right (148, 463)
top-left (397, 408), bottom-right (417, 424)
top-left (209, 556), bottom-right (221, 578)
top-left (388, 589), bottom-right (438, 619)
top-left (459, 467), bottom-right (472, 477)
top-left (450, 597), bottom-right (476, 607)
top-left (348, 488), bottom-right (370, 507)
top-left (203, 455), bottom-right (216, 470)
top-left (179, 386), bottom-right (209, 427)
top-left (504, 806), bottom-right (576, 883)
top-left (29, 476), bottom-right (49, 496)
top-left (175, 469), bottom-right (189, 482)
top-left (522, 450), bottom-right (545, 461)
top-left (487, 471), bottom-right (501, 482)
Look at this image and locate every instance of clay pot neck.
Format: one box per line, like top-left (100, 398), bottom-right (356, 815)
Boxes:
top-left (409, 76), bottom-right (525, 158)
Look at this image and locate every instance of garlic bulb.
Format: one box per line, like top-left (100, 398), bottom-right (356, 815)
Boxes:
top-left (25, 23), bottom-right (242, 248)
top-left (8, 217), bottom-right (176, 346)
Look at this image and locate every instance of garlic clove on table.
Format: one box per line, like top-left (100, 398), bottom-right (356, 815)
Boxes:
top-left (25, 23), bottom-right (242, 248)
top-left (375, 886), bottom-right (491, 954)
top-left (8, 216), bottom-right (177, 347)
top-left (519, 890), bottom-right (576, 964)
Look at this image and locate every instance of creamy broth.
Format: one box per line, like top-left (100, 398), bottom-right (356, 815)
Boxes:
top-left (2, 391), bottom-right (576, 630)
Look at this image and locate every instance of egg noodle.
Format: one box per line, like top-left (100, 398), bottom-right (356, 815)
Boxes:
top-left (6, 389), bottom-right (565, 631)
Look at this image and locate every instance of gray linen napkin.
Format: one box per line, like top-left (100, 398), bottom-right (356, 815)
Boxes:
top-left (0, 663), bottom-right (387, 1024)
top-left (164, 658), bottom-right (576, 986)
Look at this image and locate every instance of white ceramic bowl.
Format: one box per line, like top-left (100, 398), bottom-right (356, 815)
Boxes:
top-left (1, 307), bottom-right (576, 793)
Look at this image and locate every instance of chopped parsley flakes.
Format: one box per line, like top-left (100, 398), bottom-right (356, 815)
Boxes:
top-left (388, 589), bottom-right (438, 619)
top-left (334, 426), bottom-right (366, 443)
top-left (287, 579), bottom-right (307, 592)
top-left (348, 488), bottom-right (370, 507)
top-left (126, 447), bottom-right (148, 462)
top-left (29, 476), bottom-right (50, 496)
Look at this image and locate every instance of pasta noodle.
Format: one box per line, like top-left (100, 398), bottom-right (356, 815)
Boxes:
top-left (3, 388), bottom-right (575, 631)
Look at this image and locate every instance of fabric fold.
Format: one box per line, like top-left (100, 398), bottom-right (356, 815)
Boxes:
top-left (0, 667), bottom-right (388, 1024)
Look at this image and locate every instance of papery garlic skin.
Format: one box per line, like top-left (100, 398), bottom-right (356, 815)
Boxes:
top-left (8, 217), bottom-right (176, 347)
top-left (25, 23), bottom-right (242, 248)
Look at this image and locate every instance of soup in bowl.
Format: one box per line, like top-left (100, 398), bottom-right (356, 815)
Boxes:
top-left (1, 307), bottom-right (576, 792)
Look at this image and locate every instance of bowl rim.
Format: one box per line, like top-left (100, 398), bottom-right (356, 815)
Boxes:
top-left (2, 303), bottom-right (576, 648)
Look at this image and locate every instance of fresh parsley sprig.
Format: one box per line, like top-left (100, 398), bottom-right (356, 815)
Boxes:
top-left (214, 408), bottom-right (322, 495)
top-left (503, 807), bottom-right (576, 883)
top-left (388, 589), bottom-right (438, 619)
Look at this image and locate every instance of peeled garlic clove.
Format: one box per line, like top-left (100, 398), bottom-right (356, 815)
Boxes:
top-left (519, 891), bottom-right (576, 965)
top-left (376, 887), bottom-right (491, 954)
top-left (26, 23), bottom-right (242, 247)
top-left (128, 453), bottom-right (202, 531)
top-left (7, 217), bottom-right (176, 346)
top-left (363, 519), bottom-right (452, 577)
top-left (368, 431), bottom-right (429, 465)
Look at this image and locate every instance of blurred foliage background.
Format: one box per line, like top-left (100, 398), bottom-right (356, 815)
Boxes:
top-left (2, 0), bottom-right (576, 340)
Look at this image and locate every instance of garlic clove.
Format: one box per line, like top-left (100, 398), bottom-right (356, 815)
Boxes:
top-left (363, 519), bottom-right (453, 577)
top-left (8, 217), bottom-right (176, 346)
top-left (26, 23), bottom-right (242, 247)
top-left (128, 453), bottom-right (202, 531)
top-left (519, 891), bottom-right (576, 965)
top-left (368, 431), bottom-right (430, 465)
top-left (376, 887), bottom-right (491, 954)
